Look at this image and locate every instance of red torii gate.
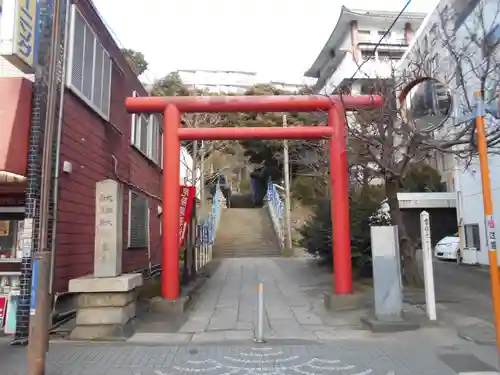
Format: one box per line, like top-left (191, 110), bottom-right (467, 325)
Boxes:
top-left (126, 94), bottom-right (383, 300)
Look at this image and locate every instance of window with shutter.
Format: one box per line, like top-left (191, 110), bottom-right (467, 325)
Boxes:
top-left (149, 116), bottom-right (160, 163)
top-left (128, 191), bottom-right (148, 248)
top-left (67, 5), bottom-right (112, 120)
top-left (160, 130), bottom-right (164, 169)
top-left (93, 42), bottom-right (104, 110)
top-left (139, 115), bottom-right (149, 153)
top-left (82, 26), bottom-right (94, 99)
top-left (102, 57), bottom-right (112, 116)
top-left (130, 91), bottom-right (163, 166)
top-left (70, 10), bottom-right (85, 92)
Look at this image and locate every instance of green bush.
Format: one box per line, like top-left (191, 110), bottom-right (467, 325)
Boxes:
top-left (291, 175), bottom-right (327, 205)
top-left (299, 186), bottom-right (389, 275)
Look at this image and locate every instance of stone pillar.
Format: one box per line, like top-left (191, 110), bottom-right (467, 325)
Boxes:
top-left (361, 226), bottom-right (420, 332)
top-left (404, 23), bottom-right (414, 44)
top-left (371, 226), bottom-right (403, 319)
top-left (94, 179), bottom-right (123, 277)
top-left (350, 20), bottom-right (361, 63)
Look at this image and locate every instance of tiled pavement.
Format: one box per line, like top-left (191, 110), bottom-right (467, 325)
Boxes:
top-left (2, 258), bottom-right (500, 374)
top-left (132, 258), bottom-right (365, 344)
top-left (1, 338), bottom-right (499, 375)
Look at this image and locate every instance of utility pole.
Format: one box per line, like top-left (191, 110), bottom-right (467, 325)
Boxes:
top-left (282, 115), bottom-right (293, 253)
top-left (474, 90), bottom-right (500, 357)
top-left (25, 0), bottom-right (63, 372)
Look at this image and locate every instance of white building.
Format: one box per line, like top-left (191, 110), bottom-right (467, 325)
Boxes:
top-left (399, 0), bottom-right (500, 265)
top-left (176, 69), bottom-right (310, 94)
top-left (304, 6), bottom-right (426, 94)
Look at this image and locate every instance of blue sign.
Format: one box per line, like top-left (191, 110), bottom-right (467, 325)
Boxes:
top-left (30, 258), bottom-right (38, 315)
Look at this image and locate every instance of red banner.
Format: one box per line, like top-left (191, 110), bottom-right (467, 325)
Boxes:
top-left (0, 296), bottom-right (7, 328)
top-left (179, 185), bottom-right (196, 248)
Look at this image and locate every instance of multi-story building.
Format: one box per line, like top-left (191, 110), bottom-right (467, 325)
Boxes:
top-left (399, 0), bottom-right (496, 265)
top-left (0, 0), bottom-right (170, 336)
top-left (303, 6), bottom-right (426, 188)
top-left (304, 6), bottom-right (426, 94)
top-left (176, 69), bottom-right (309, 94)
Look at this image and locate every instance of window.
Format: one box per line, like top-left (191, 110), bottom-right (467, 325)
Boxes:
top-left (128, 191), bottom-right (148, 248)
top-left (131, 91), bottom-right (162, 165)
top-left (0, 218), bottom-right (23, 259)
top-left (377, 50), bottom-right (404, 60)
top-left (464, 224), bottom-right (480, 250)
top-left (67, 5), bottom-right (112, 120)
top-left (361, 50), bottom-right (375, 60)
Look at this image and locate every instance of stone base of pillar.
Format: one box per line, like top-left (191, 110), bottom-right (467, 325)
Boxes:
top-left (68, 273), bottom-right (143, 341)
top-left (360, 314), bottom-right (421, 333)
top-left (323, 291), bottom-right (368, 311)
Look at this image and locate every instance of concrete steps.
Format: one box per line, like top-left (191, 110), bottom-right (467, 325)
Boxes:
top-left (229, 193), bottom-right (254, 208)
top-left (213, 207), bottom-right (281, 259)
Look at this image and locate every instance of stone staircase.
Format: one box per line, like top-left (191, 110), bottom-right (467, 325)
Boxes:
top-left (212, 207), bottom-right (281, 258)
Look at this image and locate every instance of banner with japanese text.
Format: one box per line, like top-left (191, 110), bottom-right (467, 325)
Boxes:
top-left (179, 185), bottom-right (196, 248)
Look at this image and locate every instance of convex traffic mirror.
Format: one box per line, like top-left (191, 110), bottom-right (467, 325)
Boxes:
top-left (399, 77), bottom-right (453, 132)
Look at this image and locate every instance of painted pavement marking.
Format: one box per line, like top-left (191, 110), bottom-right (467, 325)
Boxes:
top-left (146, 347), bottom-right (394, 375)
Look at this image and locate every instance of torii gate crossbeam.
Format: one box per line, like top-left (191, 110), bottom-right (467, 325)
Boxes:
top-left (125, 94), bottom-right (383, 301)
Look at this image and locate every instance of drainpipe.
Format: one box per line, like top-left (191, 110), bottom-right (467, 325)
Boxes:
top-left (453, 92), bottom-right (465, 255)
top-left (454, 158), bottom-right (465, 251)
top-left (49, 0), bottom-right (71, 292)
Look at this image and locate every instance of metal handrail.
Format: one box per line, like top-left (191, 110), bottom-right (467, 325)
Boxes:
top-left (196, 181), bottom-right (222, 269)
top-left (267, 182), bottom-right (285, 250)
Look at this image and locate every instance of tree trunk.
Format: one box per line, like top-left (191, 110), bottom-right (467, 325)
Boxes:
top-left (362, 165), bottom-right (369, 193)
top-left (385, 175), bottom-right (423, 288)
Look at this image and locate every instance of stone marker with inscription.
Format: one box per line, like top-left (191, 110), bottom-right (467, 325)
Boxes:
top-left (68, 179), bottom-right (142, 341)
top-left (94, 179), bottom-right (123, 278)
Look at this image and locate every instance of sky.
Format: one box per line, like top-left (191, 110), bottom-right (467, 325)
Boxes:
top-left (93, 0), bottom-right (439, 86)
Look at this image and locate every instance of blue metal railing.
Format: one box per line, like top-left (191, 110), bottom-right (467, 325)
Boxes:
top-left (196, 181), bottom-right (223, 269)
top-left (267, 182), bottom-right (285, 249)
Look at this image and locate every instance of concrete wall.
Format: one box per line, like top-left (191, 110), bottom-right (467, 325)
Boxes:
top-left (52, 0), bottom-right (163, 293)
top-left (459, 158), bottom-right (500, 265)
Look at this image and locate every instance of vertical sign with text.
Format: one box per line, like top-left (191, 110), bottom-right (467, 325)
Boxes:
top-left (14, 0), bottom-right (37, 68)
top-left (179, 185), bottom-right (196, 248)
top-left (29, 257), bottom-right (38, 315)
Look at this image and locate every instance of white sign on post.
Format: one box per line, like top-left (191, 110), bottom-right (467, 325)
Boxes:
top-left (420, 211), bottom-right (437, 321)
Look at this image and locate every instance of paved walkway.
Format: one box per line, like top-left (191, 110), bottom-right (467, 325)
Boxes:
top-left (3, 258), bottom-right (500, 374)
top-left (428, 260), bottom-right (498, 345)
top-left (2, 335), bottom-right (499, 374)
top-left (131, 258), bottom-right (367, 344)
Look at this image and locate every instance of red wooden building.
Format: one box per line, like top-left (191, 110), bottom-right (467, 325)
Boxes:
top-left (0, 0), bottom-right (162, 301)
